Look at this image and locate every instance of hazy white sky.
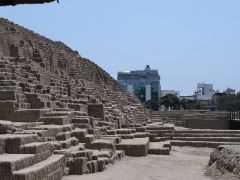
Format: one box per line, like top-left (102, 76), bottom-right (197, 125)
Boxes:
top-left (0, 0), bottom-right (240, 95)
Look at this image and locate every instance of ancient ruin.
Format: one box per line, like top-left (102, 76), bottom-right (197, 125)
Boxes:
top-left (0, 17), bottom-right (240, 180)
top-left (0, 18), bottom-right (175, 180)
top-left (206, 145), bottom-right (240, 178)
top-left (151, 110), bottom-right (240, 179)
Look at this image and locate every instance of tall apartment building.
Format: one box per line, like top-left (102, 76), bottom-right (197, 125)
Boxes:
top-left (117, 65), bottom-right (161, 102)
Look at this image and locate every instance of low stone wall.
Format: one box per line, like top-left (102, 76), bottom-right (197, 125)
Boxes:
top-left (150, 111), bottom-right (229, 129)
top-left (206, 145), bottom-right (240, 178)
top-left (185, 118), bottom-right (229, 129)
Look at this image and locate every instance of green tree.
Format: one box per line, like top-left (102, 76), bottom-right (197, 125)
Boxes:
top-left (215, 94), bottom-right (240, 111)
top-left (180, 98), bottom-right (200, 110)
top-left (144, 99), bottom-right (160, 111)
top-left (237, 92), bottom-right (240, 97)
top-left (160, 94), bottom-right (180, 110)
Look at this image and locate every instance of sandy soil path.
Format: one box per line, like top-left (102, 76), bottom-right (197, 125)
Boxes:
top-left (63, 147), bottom-right (214, 180)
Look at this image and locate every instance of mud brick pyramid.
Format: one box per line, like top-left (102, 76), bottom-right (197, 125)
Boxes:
top-left (0, 18), bottom-right (148, 126)
top-left (0, 18), bottom-right (173, 180)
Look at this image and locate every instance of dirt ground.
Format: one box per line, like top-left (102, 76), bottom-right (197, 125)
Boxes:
top-left (63, 146), bottom-right (215, 180)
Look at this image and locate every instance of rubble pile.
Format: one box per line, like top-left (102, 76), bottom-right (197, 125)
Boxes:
top-left (206, 145), bottom-right (240, 179)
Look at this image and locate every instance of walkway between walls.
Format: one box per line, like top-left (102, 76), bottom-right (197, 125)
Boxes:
top-left (63, 146), bottom-right (214, 180)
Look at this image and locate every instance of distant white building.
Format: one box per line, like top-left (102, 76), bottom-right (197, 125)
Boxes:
top-left (161, 90), bottom-right (180, 98)
top-left (181, 83), bottom-right (216, 101)
top-left (195, 83), bottom-right (216, 100)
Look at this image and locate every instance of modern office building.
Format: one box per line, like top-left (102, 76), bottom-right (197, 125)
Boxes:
top-left (117, 65), bottom-right (161, 102)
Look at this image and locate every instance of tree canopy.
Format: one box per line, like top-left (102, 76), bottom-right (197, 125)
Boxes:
top-left (215, 94), bottom-right (240, 111)
top-left (144, 99), bottom-right (160, 111)
top-left (160, 94), bottom-right (180, 110)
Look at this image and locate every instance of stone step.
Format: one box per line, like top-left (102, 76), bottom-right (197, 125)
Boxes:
top-left (88, 128), bottom-right (101, 138)
top-left (133, 132), bottom-right (149, 138)
top-left (128, 123), bottom-right (142, 128)
top-left (13, 155), bottom-right (65, 180)
top-left (32, 124), bottom-right (74, 137)
top-left (53, 144), bottom-right (86, 157)
top-left (54, 108), bottom-right (73, 112)
top-left (12, 122), bottom-right (44, 129)
top-left (0, 151), bottom-right (53, 179)
top-left (0, 154), bottom-right (35, 175)
top-left (0, 80), bottom-right (17, 87)
top-left (40, 116), bottom-right (72, 125)
top-left (116, 129), bottom-right (136, 134)
top-left (148, 141), bottom-right (171, 155)
top-left (116, 138), bottom-right (150, 157)
top-left (56, 132), bottom-right (72, 141)
top-left (72, 116), bottom-right (90, 124)
top-left (68, 103), bottom-right (88, 112)
top-left (71, 128), bottom-right (88, 143)
top-left (170, 133), bottom-right (240, 137)
top-left (151, 137), bottom-right (168, 142)
top-left (43, 166), bottom-right (65, 180)
top-left (26, 93), bottom-right (52, 109)
top-left (90, 139), bottom-right (116, 150)
top-left (98, 121), bottom-right (115, 128)
top-left (75, 123), bottom-right (92, 129)
top-left (174, 130), bottom-right (240, 134)
top-left (16, 129), bottom-right (49, 138)
top-left (44, 111), bottom-right (73, 117)
top-left (54, 137), bottom-right (79, 149)
top-left (108, 150), bottom-right (125, 164)
top-left (146, 126), bottom-right (174, 131)
top-left (0, 134), bottom-right (39, 153)
top-left (18, 102), bottom-right (31, 109)
top-left (173, 137), bottom-right (240, 142)
top-left (19, 142), bottom-right (52, 154)
top-left (118, 134), bottom-right (135, 139)
top-left (85, 134), bottom-right (96, 149)
top-left (101, 136), bottom-right (122, 144)
top-left (146, 130), bottom-right (175, 135)
top-left (107, 130), bottom-right (117, 135)
top-left (73, 111), bottom-right (87, 117)
top-left (12, 109), bottom-right (50, 123)
top-left (171, 140), bottom-right (240, 148)
top-left (91, 149), bottom-right (114, 159)
top-left (136, 127), bottom-right (147, 132)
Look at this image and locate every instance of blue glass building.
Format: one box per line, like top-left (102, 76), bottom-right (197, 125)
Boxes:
top-left (117, 65), bottom-right (161, 102)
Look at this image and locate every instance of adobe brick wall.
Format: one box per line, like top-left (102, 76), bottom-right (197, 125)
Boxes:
top-left (185, 118), bottom-right (229, 129)
top-left (88, 104), bottom-right (105, 120)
